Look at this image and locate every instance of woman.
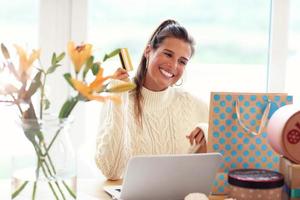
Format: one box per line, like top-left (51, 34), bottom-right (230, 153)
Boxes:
top-left (95, 19), bottom-right (208, 180)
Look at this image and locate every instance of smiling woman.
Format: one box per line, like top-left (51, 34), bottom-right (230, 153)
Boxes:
top-left (85, 3), bottom-right (273, 175)
top-left (95, 20), bottom-right (209, 180)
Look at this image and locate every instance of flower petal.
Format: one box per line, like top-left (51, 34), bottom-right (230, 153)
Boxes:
top-left (70, 78), bottom-right (92, 98)
top-left (14, 44), bottom-right (28, 74)
top-left (5, 84), bottom-right (19, 94)
top-left (76, 44), bottom-right (92, 73)
top-left (67, 41), bottom-right (79, 72)
top-left (67, 41), bottom-right (93, 73)
top-left (89, 67), bottom-right (114, 92)
top-left (14, 45), bottom-right (40, 82)
top-left (28, 49), bottom-right (41, 67)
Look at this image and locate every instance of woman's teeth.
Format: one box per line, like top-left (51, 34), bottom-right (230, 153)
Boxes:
top-left (160, 69), bottom-right (174, 78)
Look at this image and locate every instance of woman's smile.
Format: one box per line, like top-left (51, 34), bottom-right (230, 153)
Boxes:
top-left (159, 67), bottom-right (175, 79)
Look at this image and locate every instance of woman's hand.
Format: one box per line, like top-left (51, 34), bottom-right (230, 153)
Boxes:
top-left (186, 127), bottom-right (207, 153)
top-left (113, 67), bottom-right (129, 81)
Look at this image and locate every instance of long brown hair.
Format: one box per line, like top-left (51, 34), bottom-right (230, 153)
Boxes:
top-left (133, 19), bottom-right (195, 125)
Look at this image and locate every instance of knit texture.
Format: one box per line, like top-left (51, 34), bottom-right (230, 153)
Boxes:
top-left (95, 86), bottom-right (208, 180)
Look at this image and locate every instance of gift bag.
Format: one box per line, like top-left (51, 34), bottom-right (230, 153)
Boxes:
top-left (208, 92), bottom-right (293, 194)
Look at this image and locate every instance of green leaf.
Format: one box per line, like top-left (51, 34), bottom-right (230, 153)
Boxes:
top-left (86, 56), bottom-right (94, 69)
top-left (103, 48), bottom-right (121, 62)
top-left (1, 43), bottom-right (10, 59)
top-left (59, 97), bottom-right (79, 118)
top-left (91, 63), bottom-right (99, 75)
top-left (63, 73), bottom-right (75, 90)
top-left (78, 94), bottom-right (87, 101)
top-left (24, 71), bottom-right (42, 99)
top-left (24, 129), bottom-right (39, 144)
top-left (51, 53), bottom-right (57, 66)
top-left (43, 98), bottom-right (50, 110)
top-left (46, 64), bottom-right (60, 74)
top-left (83, 56), bottom-right (94, 79)
top-left (56, 52), bottom-right (65, 63)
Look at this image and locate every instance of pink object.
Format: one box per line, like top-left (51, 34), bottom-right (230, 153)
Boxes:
top-left (267, 104), bottom-right (300, 164)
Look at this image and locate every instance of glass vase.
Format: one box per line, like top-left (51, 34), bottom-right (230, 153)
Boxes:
top-left (11, 116), bottom-right (76, 200)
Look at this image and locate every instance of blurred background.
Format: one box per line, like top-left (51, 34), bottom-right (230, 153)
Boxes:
top-left (0, 0), bottom-right (299, 191)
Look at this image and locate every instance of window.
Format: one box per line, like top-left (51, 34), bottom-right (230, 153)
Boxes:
top-left (0, 0), bottom-right (38, 180)
top-left (0, 1), bottom-right (38, 46)
top-left (286, 0), bottom-right (300, 106)
top-left (88, 0), bottom-right (271, 101)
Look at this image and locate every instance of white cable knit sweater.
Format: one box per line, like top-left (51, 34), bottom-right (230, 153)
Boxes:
top-left (95, 86), bottom-right (208, 180)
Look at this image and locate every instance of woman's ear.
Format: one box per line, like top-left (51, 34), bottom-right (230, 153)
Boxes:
top-left (144, 45), bottom-right (152, 58)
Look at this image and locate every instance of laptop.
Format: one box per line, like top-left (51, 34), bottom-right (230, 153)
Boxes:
top-left (104, 152), bottom-right (223, 200)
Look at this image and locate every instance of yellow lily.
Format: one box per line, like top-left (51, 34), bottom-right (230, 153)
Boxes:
top-left (89, 67), bottom-right (136, 93)
top-left (67, 41), bottom-right (92, 73)
top-left (70, 68), bottom-right (120, 104)
top-left (89, 67), bottom-right (114, 92)
top-left (70, 67), bottom-right (136, 104)
top-left (14, 44), bottom-right (41, 78)
top-left (70, 78), bottom-right (121, 104)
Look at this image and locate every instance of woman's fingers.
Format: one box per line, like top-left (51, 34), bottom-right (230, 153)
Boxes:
top-left (186, 128), bottom-right (205, 145)
top-left (186, 128), bottom-right (207, 153)
top-left (118, 73), bottom-right (129, 80)
top-left (114, 67), bottom-right (129, 80)
top-left (186, 128), bottom-right (198, 145)
top-left (195, 131), bottom-right (205, 145)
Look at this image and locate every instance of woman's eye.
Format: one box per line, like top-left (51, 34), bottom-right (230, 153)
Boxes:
top-left (180, 60), bottom-right (187, 65)
top-left (164, 52), bottom-right (172, 57)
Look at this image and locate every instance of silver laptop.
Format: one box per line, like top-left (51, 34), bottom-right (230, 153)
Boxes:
top-left (104, 152), bottom-right (223, 200)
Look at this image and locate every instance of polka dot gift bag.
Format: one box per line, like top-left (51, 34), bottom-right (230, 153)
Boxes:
top-left (207, 92), bottom-right (293, 195)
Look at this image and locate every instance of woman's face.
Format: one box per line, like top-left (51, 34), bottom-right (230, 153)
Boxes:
top-left (143, 37), bottom-right (192, 91)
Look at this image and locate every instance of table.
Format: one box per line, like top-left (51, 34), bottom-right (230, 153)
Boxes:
top-left (77, 178), bottom-right (122, 199)
top-left (77, 177), bottom-right (226, 200)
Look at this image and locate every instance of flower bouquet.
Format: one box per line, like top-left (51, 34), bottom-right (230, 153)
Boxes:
top-left (0, 42), bottom-right (135, 199)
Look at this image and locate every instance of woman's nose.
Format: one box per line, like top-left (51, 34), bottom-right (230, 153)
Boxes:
top-left (168, 58), bottom-right (178, 69)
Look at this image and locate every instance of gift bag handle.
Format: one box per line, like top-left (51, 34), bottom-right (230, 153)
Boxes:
top-left (235, 99), bottom-right (271, 136)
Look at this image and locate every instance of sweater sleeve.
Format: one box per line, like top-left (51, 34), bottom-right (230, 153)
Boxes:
top-left (95, 91), bottom-right (131, 180)
top-left (194, 98), bottom-right (209, 140)
top-left (187, 95), bottom-right (209, 154)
